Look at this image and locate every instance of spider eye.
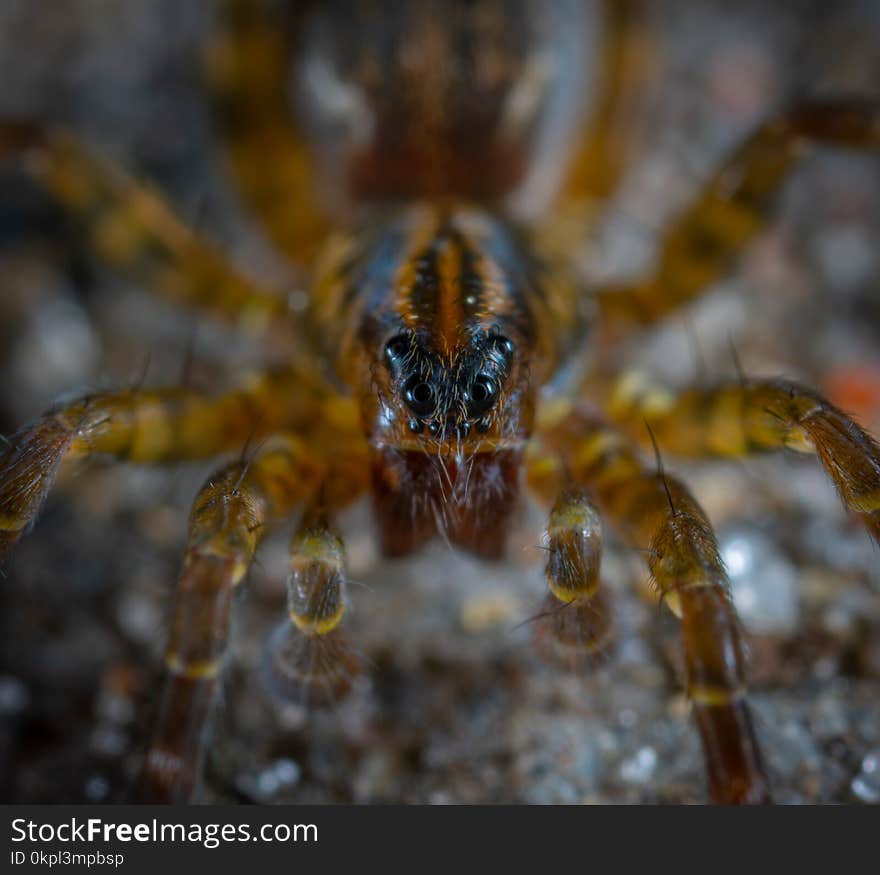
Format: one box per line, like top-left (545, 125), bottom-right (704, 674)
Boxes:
top-left (489, 334), bottom-right (514, 359)
top-left (384, 334), bottom-right (410, 366)
top-left (467, 374), bottom-right (498, 417)
top-left (402, 375), bottom-right (437, 416)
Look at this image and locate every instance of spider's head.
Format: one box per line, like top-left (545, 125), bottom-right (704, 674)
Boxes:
top-left (350, 207), bottom-right (540, 455)
top-left (308, 205), bottom-right (573, 456)
top-left (372, 326), bottom-right (533, 453)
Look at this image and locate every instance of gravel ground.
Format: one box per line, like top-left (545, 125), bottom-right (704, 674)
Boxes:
top-left (1, 0), bottom-right (879, 804)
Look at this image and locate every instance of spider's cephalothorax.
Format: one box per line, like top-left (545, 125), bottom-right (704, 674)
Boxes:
top-left (310, 204), bottom-right (589, 556)
top-left (1, 0), bottom-right (880, 805)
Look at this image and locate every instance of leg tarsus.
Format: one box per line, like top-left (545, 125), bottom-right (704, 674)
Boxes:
top-left (0, 414), bottom-right (76, 562)
top-left (694, 700), bottom-right (771, 805)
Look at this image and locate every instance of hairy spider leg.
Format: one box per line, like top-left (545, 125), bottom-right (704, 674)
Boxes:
top-left (207, 0), bottom-right (331, 267)
top-left (0, 368), bottom-right (319, 562)
top-left (607, 374), bottom-right (880, 541)
top-left (557, 0), bottom-right (650, 207)
top-left (595, 99), bottom-right (880, 327)
top-left (538, 406), bottom-right (771, 804)
top-left (531, 488), bottom-right (614, 667)
top-left (140, 436), bottom-right (323, 802)
top-left (262, 502), bottom-right (361, 710)
top-left (0, 121), bottom-right (293, 345)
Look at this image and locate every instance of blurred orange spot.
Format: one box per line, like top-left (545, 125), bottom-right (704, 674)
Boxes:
top-left (824, 364), bottom-right (880, 431)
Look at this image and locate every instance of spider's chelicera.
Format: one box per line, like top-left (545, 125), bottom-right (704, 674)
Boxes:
top-left (0, 0), bottom-right (879, 805)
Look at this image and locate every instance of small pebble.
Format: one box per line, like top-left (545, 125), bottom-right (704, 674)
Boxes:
top-left (84, 775), bottom-right (111, 802)
top-left (116, 589), bottom-right (163, 646)
top-left (814, 225), bottom-right (877, 292)
top-left (287, 289), bottom-right (309, 314)
top-left (721, 526), bottom-right (799, 635)
top-left (238, 758), bottom-right (301, 802)
top-left (90, 726), bottom-right (128, 758)
top-left (256, 759), bottom-right (300, 799)
top-left (460, 592), bottom-right (519, 633)
top-left (0, 676), bottom-right (30, 715)
top-left (617, 708), bottom-right (638, 730)
top-left (620, 746), bottom-right (658, 784)
top-left (851, 750), bottom-right (880, 803)
top-left (96, 692), bottom-right (135, 726)
top-left (11, 293), bottom-right (99, 407)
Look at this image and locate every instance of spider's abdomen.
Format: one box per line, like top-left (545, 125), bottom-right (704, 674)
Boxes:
top-left (296, 0), bottom-right (592, 213)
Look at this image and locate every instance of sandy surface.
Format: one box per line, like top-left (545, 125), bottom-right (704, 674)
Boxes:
top-left (1, 0), bottom-right (879, 804)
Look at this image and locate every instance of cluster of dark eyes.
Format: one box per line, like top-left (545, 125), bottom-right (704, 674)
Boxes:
top-left (384, 333), bottom-right (514, 435)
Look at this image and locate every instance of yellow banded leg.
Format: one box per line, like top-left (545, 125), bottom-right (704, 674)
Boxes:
top-left (262, 507), bottom-right (359, 706)
top-left (539, 407), bottom-right (771, 804)
top-left (0, 121), bottom-right (292, 343)
top-left (206, 0), bottom-right (331, 266)
top-left (0, 368), bottom-right (316, 562)
top-left (609, 374), bottom-right (880, 542)
top-left (140, 436), bottom-right (321, 802)
top-left (533, 490), bottom-right (614, 668)
top-left (596, 98), bottom-right (880, 327)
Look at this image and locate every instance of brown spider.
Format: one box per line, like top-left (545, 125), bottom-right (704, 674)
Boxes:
top-left (1, 0), bottom-right (879, 804)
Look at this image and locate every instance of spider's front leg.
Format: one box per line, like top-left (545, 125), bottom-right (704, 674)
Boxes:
top-left (155, 482), bottom-right (366, 802)
top-left (594, 99), bottom-right (880, 328)
top-left (141, 436), bottom-right (323, 802)
top-left (538, 408), bottom-right (771, 804)
top-left (607, 375), bottom-right (880, 541)
top-left (0, 368), bottom-right (313, 561)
